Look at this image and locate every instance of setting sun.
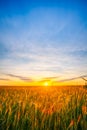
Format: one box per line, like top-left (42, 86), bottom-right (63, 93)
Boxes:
top-left (44, 82), bottom-right (49, 87)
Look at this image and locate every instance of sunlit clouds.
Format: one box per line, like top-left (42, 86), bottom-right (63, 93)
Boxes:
top-left (0, 1), bottom-right (87, 85)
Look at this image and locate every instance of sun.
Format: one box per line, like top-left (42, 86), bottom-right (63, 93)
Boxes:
top-left (44, 82), bottom-right (49, 87)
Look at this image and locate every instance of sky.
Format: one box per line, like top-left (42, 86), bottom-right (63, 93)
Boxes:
top-left (0, 0), bottom-right (87, 85)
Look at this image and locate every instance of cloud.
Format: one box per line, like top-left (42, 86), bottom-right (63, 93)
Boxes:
top-left (82, 77), bottom-right (87, 81)
top-left (42, 76), bottom-right (59, 79)
top-left (57, 75), bottom-right (87, 82)
top-left (0, 6), bottom-right (87, 78)
top-left (5, 74), bottom-right (33, 82)
top-left (0, 78), bottom-right (10, 81)
top-left (0, 45), bottom-right (87, 79)
top-left (69, 49), bottom-right (87, 57)
top-left (39, 76), bottom-right (60, 82)
top-left (0, 42), bottom-right (10, 59)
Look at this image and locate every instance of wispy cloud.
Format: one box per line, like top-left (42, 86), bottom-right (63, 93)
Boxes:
top-left (39, 76), bottom-right (60, 82)
top-left (4, 74), bottom-right (33, 82)
top-left (0, 78), bottom-right (10, 81)
top-left (42, 76), bottom-right (60, 80)
top-left (69, 50), bottom-right (87, 57)
top-left (56, 75), bottom-right (87, 82)
top-left (0, 5), bottom-right (87, 79)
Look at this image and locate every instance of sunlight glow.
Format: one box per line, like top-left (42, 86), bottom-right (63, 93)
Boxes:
top-left (44, 82), bottom-right (49, 87)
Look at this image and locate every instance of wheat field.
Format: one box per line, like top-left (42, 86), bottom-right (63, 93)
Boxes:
top-left (0, 85), bottom-right (87, 130)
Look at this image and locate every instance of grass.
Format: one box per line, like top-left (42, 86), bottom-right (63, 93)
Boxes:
top-left (0, 85), bottom-right (87, 130)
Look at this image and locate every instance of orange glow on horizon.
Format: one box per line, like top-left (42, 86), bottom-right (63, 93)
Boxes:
top-left (0, 77), bottom-right (85, 86)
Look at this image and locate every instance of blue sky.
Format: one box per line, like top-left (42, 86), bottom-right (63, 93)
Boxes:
top-left (0, 0), bottom-right (87, 80)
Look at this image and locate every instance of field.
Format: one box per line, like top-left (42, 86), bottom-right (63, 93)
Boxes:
top-left (0, 85), bottom-right (87, 130)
